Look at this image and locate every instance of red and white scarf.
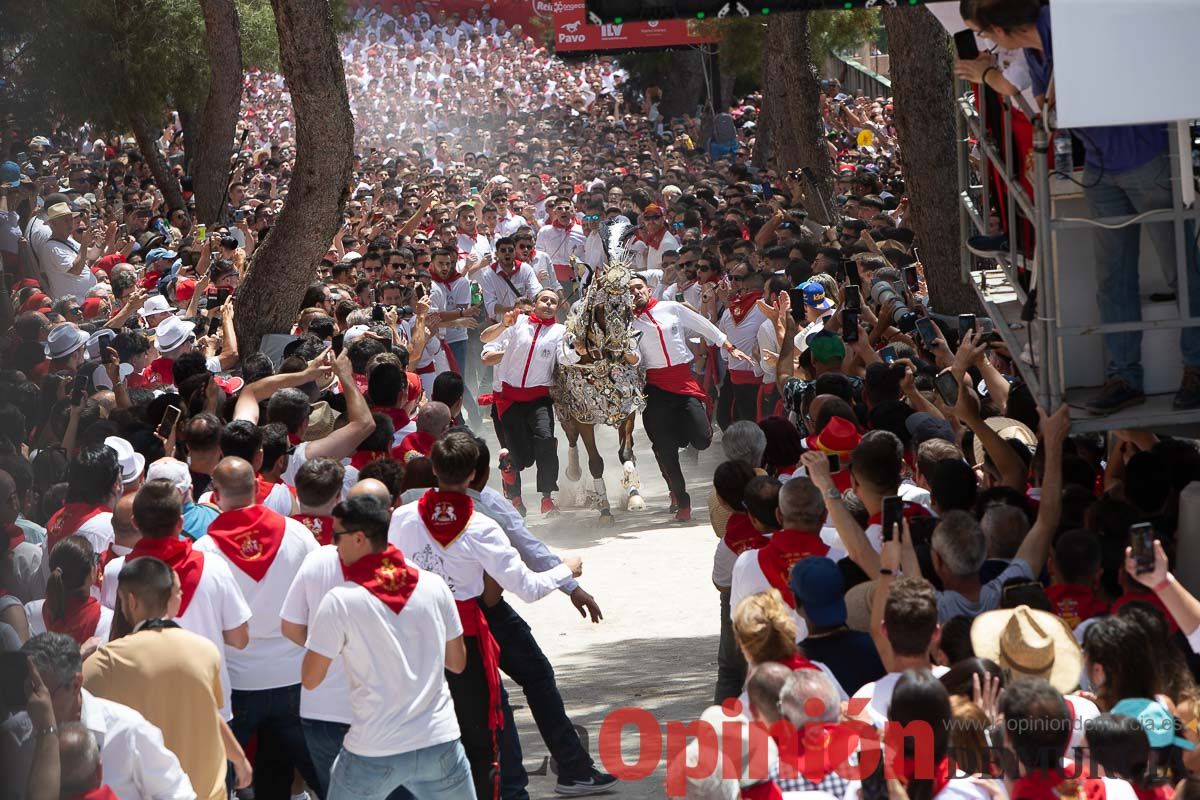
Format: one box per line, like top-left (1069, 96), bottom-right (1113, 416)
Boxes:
top-left (418, 489), bottom-right (473, 548)
top-left (757, 529), bottom-right (830, 609)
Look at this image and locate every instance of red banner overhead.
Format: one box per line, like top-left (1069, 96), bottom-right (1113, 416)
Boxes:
top-left (551, 0), bottom-right (715, 52)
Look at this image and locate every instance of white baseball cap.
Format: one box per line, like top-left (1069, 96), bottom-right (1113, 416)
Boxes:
top-left (147, 457), bottom-right (192, 491)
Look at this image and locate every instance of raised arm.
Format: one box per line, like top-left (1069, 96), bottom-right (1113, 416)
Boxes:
top-left (304, 350), bottom-right (376, 461)
top-left (1013, 405), bottom-right (1069, 576)
top-left (234, 349), bottom-right (332, 423)
top-left (802, 451), bottom-right (881, 578)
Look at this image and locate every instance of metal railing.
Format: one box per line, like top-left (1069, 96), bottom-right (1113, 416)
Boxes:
top-left (954, 79), bottom-right (1200, 433)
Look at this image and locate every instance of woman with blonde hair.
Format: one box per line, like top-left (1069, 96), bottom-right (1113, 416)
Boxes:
top-left (732, 590), bottom-right (847, 704)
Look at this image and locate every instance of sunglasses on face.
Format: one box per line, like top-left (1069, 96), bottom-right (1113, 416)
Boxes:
top-left (671, 221), bottom-right (685, 229)
top-left (697, 264), bottom-right (716, 272)
top-left (644, 215), bottom-right (663, 221)
top-left (498, 247), bottom-right (516, 254)
top-left (583, 214), bottom-right (601, 222)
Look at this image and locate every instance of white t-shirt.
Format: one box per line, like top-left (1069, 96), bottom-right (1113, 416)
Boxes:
top-left (25, 599), bottom-right (113, 643)
top-left (306, 566), bottom-right (463, 757)
top-left (280, 546), bottom-right (353, 724)
top-left (851, 667), bottom-right (951, 728)
top-left (101, 549), bottom-right (251, 720)
top-left (194, 516), bottom-right (318, 690)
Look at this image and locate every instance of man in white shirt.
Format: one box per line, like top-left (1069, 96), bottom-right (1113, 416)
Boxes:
top-left (102, 480), bottom-right (251, 722)
top-left (628, 274), bottom-right (752, 521)
top-left (479, 290), bottom-right (580, 516)
top-left (716, 267), bottom-right (768, 429)
top-left (534, 197), bottom-right (584, 297)
top-left (491, 191), bottom-right (524, 238)
top-left (455, 203), bottom-right (493, 267)
top-left (301, 494), bottom-right (473, 800)
top-left (428, 245), bottom-right (480, 421)
top-left (194, 457), bottom-right (321, 797)
top-left (628, 203), bottom-right (681, 276)
top-left (34, 202), bottom-right (98, 301)
top-left (2, 632), bottom-right (195, 800)
top-left (755, 275), bottom-right (792, 417)
top-left (388, 430), bottom-right (582, 800)
top-left (478, 237), bottom-right (542, 323)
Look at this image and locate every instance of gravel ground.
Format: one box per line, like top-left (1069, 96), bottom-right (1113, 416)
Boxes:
top-left (477, 417), bottom-right (728, 799)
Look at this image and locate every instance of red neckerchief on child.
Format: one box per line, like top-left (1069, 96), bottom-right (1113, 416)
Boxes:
top-left (1045, 584), bottom-right (1110, 630)
top-left (43, 595), bottom-right (101, 646)
top-left (341, 544), bottom-right (419, 614)
top-left (206, 505), bottom-right (288, 582)
top-left (758, 529), bottom-right (830, 608)
top-left (128, 536), bottom-right (205, 614)
top-left (726, 290), bottom-right (763, 325)
top-left (418, 489), bottom-right (474, 547)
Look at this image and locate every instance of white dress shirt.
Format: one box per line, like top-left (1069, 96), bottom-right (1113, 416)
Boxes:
top-left (631, 300), bottom-right (727, 370)
top-left (535, 223), bottom-right (585, 274)
top-left (719, 303), bottom-right (767, 379)
top-left (628, 230), bottom-right (680, 273)
top-left (388, 501), bottom-right (573, 602)
top-left (490, 315), bottom-right (575, 390)
top-left (194, 514), bottom-right (318, 691)
top-left (430, 275), bottom-right (472, 344)
top-left (479, 262), bottom-right (543, 321)
top-left (35, 234), bottom-right (97, 301)
top-left (80, 689), bottom-right (197, 800)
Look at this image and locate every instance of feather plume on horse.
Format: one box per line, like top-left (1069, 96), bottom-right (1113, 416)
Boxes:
top-left (551, 221), bottom-right (647, 519)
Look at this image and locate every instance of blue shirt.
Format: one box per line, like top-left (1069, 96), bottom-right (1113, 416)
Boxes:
top-left (182, 500), bottom-right (219, 540)
top-left (1026, 7), bottom-right (1168, 174)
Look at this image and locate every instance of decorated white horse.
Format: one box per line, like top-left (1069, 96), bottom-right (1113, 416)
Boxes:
top-left (552, 222), bottom-right (647, 521)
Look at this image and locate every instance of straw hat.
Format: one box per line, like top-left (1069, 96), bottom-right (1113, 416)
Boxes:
top-left (971, 605), bottom-right (1083, 693)
top-left (971, 416), bottom-right (1037, 467)
top-left (305, 401), bottom-right (341, 441)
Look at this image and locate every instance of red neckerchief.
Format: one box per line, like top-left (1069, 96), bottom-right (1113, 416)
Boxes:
top-left (757, 529), bottom-right (830, 608)
top-left (373, 406), bottom-right (411, 431)
top-left (432, 271), bottom-right (459, 287)
top-left (393, 430), bottom-right (436, 462)
top-left (866, 501), bottom-right (932, 527)
top-left (4, 523), bottom-right (24, 548)
top-left (551, 218), bottom-right (575, 231)
top-left (530, 314), bottom-right (556, 327)
top-left (726, 290), bottom-right (763, 325)
top-left (782, 652), bottom-right (821, 672)
top-left (1111, 590), bottom-right (1179, 633)
top-left (47, 503), bottom-right (110, 552)
top-left (1012, 767), bottom-right (1107, 800)
top-left (723, 512), bottom-right (770, 555)
top-left (293, 513), bottom-right (334, 546)
top-left (70, 786), bottom-right (119, 800)
top-left (287, 432), bottom-right (303, 446)
top-left (43, 595), bottom-right (101, 646)
top-left (1045, 584), bottom-right (1109, 630)
top-left (350, 450), bottom-right (387, 471)
top-left (1133, 786), bottom-right (1174, 800)
top-left (636, 226), bottom-right (667, 249)
top-left (205, 505), bottom-right (287, 582)
top-left (741, 782), bottom-right (784, 800)
top-left (341, 544), bottom-right (420, 614)
top-left (898, 756), bottom-right (952, 798)
top-left (147, 357), bottom-right (176, 386)
top-left (128, 536), bottom-right (205, 615)
top-left (790, 722), bottom-right (845, 784)
top-left (491, 261), bottom-right (518, 278)
top-left (633, 297), bottom-right (658, 317)
top-left (417, 489), bottom-right (474, 547)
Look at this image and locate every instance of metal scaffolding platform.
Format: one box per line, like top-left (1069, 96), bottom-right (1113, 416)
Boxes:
top-left (955, 85), bottom-right (1200, 434)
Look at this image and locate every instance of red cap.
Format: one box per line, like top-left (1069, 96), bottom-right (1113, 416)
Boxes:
top-left (11, 278), bottom-right (40, 293)
top-left (642, 203), bottom-right (663, 217)
top-left (19, 293), bottom-right (52, 315)
top-left (80, 297), bottom-right (106, 321)
top-left (406, 371), bottom-right (423, 403)
top-left (175, 278), bottom-right (197, 304)
top-left (139, 273), bottom-right (160, 290)
top-left (805, 416), bottom-right (863, 454)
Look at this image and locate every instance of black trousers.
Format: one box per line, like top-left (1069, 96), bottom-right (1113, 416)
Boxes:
top-left (715, 372), bottom-right (760, 430)
top-left (445, 636), bottom-right (497, 800)
top-left (484, 598), bottom-right (593, 781)
top-left (498, 396), bottom-right (558, 496)
top-left (643, 385), bottom-right (711, 508)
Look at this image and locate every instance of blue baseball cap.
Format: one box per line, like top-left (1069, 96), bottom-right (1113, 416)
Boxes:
top-left (1111, 698), bottom-right (1195, 750)
top-left (145, 247), bottom-right (178, 265)
top-left (0, 161), bottom-right (20, 189)
top-left (790, 557), bottom-right (846, 627)
top-left (800, 281), bottom-right (834, 311)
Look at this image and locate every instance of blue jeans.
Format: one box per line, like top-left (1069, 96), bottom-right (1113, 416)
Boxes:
top-left (303, 719), bottom-right (415, 800)
top-left (328, 739), bottom-right (475, 800)
top-left (230, 684), bottom-right (320, 800)
top-left (1084, 152), bottom-right (1200, 389)
top-left (446, 338), bottom-right (479, 424)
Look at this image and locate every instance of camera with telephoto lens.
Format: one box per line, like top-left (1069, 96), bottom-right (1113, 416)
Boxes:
top-left (869, 276), bottom-right (918, 332)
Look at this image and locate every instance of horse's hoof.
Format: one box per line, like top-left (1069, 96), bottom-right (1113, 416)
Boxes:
top-left (598, 511), bottom-right (616, 526)
top-left (626, 494), bottom-right (646, 511)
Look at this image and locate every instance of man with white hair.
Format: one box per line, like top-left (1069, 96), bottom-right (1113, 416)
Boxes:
top-left (35, 202), bottom-right (97, 301)
top-left (147, 458), bottom-right (218, 540)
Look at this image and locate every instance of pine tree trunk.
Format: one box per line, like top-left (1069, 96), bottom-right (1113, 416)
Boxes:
top-left (760, 12), bottom-right (834, 224)
top-left (130, 112), bottom-right (186, 211)
top-left (233, 0), bottom-right (354, 353)
top-left (192, 0), bottom-right (243, 226)
top-left (881, 7), bottom-right (979, 312)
